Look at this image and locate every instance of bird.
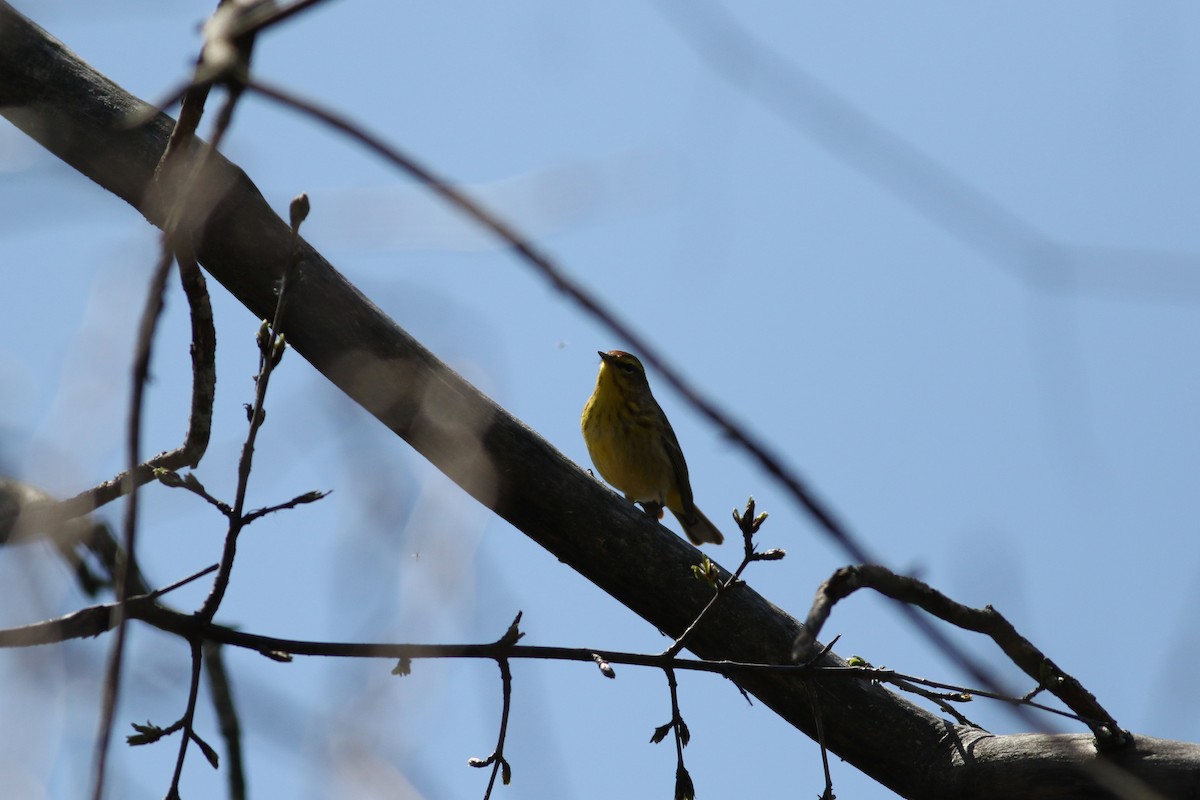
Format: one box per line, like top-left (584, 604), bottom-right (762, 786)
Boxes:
top-left (581, 350), bottom-right (724, 545)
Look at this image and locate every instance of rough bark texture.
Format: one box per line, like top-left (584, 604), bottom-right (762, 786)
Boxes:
top-left (2, 4), bottom-right (1197, 797)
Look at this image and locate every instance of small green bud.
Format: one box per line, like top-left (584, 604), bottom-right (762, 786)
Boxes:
top-left (690, 557), bottom-right (719, 588)
top-left (154, 468), bottom-right (184, 488)
top-left (270, 333), bottom-right (286, 366)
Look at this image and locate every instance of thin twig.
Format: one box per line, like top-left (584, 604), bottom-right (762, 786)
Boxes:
top-left (166, 642), bottom-right (207, 799)
top-left (468, 613), bottom-right (523, 797)
top-left (0, 601), bottom-right (1075, 711)
top-left (806, 682), bottom-right (834, 800)
top-left (663, 498), bottom-right (777, 659)
top-left (32, 258), bottom-right (215, 532)
top-left (886, 674), bottom-right (980, 728)
top-left (155, 471), bottom-right (234, 517)
top-left (864, 667), bottom-right (1091, 728)
top-left (241, 488), bottom-right (328, 525)
top-left (0, 595), bottom-right (1099, 729)
top-left (653, 668), bottom-right (693, 800)
top-left (0, 596), bottom-right (1129, 736)
top-left (478, 659), bottom-right (514, 799)
top-left (148, 564), bottom-right (220, 600)
top-left (196, 193), bottom-right (306, 621)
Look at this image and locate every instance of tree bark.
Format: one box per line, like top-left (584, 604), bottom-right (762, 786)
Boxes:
top-left (1, 4), bottom-right (1196, 797)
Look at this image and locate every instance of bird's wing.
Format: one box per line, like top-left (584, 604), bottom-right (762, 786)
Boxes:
top-left (658, 416), bottom-right (696, 516)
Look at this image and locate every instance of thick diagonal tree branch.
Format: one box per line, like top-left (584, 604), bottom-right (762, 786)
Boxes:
top-left (1, 5), bottom-right (1196, 797)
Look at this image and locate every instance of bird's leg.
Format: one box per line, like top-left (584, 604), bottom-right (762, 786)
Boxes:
top-left (640, 500), bottom-right (666, 521)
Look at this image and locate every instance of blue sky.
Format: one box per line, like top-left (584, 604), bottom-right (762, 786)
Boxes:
top-left (1, 2), bottom-right (1199, 798)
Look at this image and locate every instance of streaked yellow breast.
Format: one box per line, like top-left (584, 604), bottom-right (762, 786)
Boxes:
top-left (582, 378), bottom-right (672, 505)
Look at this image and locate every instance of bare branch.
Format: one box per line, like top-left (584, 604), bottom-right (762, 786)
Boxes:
top-left (468, 658), bottom-right (515, 799)
top-left (796, 565), bottom-right (1129, 749)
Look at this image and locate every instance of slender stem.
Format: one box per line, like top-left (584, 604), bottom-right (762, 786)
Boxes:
top-left (663, 503), bottom-right (765, 659)
top-left (166, 641), bottom-right (206, 799)
top-left (663, 558), bottom-right (749, 660)
top-left (666, 668), bottom-right (685, 763)
top-left (481, 659), bottom-right (514, 800)
top-left (196, 188), bottom-right (302, 622)
top-left (807, 682), bottom-right (834, 799)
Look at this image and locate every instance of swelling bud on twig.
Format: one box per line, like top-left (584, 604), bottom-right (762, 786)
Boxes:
top-left (496, 611), bottom-right (525, 647)
top-left (733, 496), bottom-right (768, 537)
top-left (153, 468), bottom-right (185, 489)
top-left (289, 192), bottom-right (310, 230)
top-left (269, 333), bottom-right (286, 367)
top-left (127, 721), bottom-right (168, 746)
top-left (243, 402), bottom-right (265, 425)
top-left (592, 653), bottom-right (616, 679)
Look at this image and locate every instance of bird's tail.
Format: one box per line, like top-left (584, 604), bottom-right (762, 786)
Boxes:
top-left (673, 505), bottom-right (725, 546)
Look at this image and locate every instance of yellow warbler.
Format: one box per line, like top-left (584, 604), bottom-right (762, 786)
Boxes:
top-left (581, 350), bottom-right (724, 546)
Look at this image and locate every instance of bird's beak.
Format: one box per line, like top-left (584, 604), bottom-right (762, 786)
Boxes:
top-left (597, 350), bottom-right (612, 362)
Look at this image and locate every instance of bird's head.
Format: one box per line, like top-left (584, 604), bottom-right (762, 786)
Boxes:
top-left (597, 350), bottom-right (651, 394)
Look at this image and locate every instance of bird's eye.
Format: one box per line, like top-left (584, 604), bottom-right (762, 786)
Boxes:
top-left (620, 363), bottom-right (635, 374)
